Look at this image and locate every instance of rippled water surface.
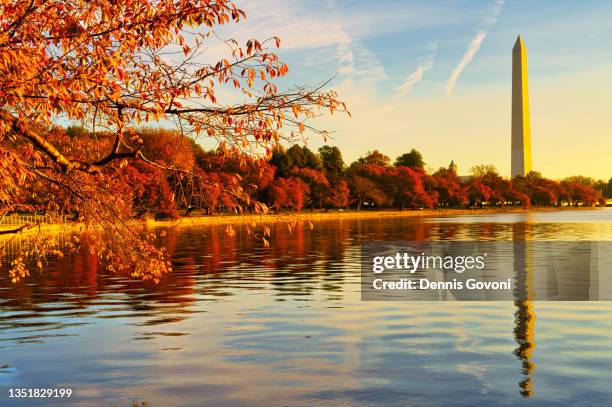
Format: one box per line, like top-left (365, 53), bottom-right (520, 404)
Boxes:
top-left (1, 209), bottom-right (612, 406)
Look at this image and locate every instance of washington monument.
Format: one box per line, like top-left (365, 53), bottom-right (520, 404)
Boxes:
top-left (511, 35), bottom-right (532, 178)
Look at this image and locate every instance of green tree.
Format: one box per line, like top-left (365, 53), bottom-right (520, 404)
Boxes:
top-left (318, 145), bottom-right (345, 176)
top-left (394, 149), bottom-right (425, 170)
top-left (470, 164), bottom-right (498, 178)
top-left (525, 171), bottom-right (543, 182)
top-left (270, 145), bottom-right (322, 177)
top-left (301, 146), bottom-right (323, 170)
top-left (283, 145), bottom-right (322, 171)
top-left (285, 145), bottom-right (306, 169)
top-left (594, 179), bottom-right (606, 196)
top-left (269, 146), bottom-right (290, 177)
top-left (65, 125), bottom-right (89, 139)
top-left (563, 175), bottom-right (595, 187)
top-left (352, 150), bottom-right (391, 168)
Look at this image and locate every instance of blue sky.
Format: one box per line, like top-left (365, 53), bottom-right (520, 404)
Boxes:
top-left (212, 0), bottom-right (612, 179)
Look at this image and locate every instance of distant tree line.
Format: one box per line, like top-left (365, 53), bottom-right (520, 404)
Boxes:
top-left (12, 127), bottom-right (609, 220)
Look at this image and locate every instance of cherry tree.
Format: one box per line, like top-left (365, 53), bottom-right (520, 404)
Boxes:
top-left (0, 0), bottom-right (346, 281)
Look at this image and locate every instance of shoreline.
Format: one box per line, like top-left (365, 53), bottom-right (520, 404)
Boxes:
top-left (147, 206), bottom-right (604, 228)
top-left (0, 206), bottom-right (604, 236)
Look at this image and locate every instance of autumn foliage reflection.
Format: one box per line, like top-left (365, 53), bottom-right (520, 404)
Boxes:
top-left (0, 1), bottom-right (607, 283)
top-left (0, 0), bottom-right (347, 279)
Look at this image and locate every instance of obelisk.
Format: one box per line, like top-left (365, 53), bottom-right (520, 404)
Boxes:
top-left (511, 35), bottom-right (532, 178)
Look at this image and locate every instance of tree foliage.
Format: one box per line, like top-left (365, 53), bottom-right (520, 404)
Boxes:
top-left (0, 0), bottom-right (347, 281)
top-left (394, 149), bottom-right (424, 170)
top-left (319, 145), bottom-right (345, 177)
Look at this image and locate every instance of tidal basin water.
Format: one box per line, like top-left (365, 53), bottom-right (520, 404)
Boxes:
top-left (1, 209), bottom-right (612, 406)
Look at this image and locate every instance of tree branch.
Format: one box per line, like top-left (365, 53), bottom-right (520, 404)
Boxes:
top-left (1, 110), bottom-right (143, 174)
top-left (0, 223), bottom-right (38, 236)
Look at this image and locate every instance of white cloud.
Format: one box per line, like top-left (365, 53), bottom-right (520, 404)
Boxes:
top-left (336, 43), bottom-right (354, 75)
top-left (445, 0), bottom-right (505, 97)
top-left (397, 43), bottom-right (438, 96)
top-left (486, 0), bottom-right (506, 26)
top-left (201, 0), bottom-right (491, 103)
top-left (235, 0), bottom-right (466, 50)
top-left (334, 41), bottom-right (387, 105)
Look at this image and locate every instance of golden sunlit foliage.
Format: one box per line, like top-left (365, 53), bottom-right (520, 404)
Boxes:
top-left (0, 0), bottom-right (347, 280)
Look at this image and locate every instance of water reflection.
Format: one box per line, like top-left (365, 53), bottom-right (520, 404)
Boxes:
top-left (512, 223), bottom-right (536, 398)
top-left (0, 209), bottom-right (611, 406)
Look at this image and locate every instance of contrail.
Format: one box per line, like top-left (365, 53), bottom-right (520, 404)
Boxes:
top-left (445, 0), bottom-right (505, 97)
top-left (445, 31), bottom-right (487, 97)
top-left (397, 42), bottom-right (438, 96)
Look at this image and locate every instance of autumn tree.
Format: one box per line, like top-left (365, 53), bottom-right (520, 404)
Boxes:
top-left (390, 166), bottom-right (434, 209)
top-left (347, 162), bottom-right (394, 209)
top-left (514, 174), bottom-right (566, 207)
top-left (138, 129), bottom-right (197, 171)
top-left (561, 181), bottom-right (600, 207)
top-left (290, 167), bottom-right (330, 210)
top-left (466, 179), bottom-right (493, 207)
top-left (325, 180), bottom-right (350, 209)
top-left (349, 175), bottom-right (388, 211)
top-left (0, 0), bottom-right (346, 281)
top-left (266, 177), bottom-right (307, 211)
top-left (430, 168), bottom-right (468, 207)
top-left (194, 148), bottom-right (276, 205)
top-left (479, 170), bottom-right (508, 205)
top-left (123, 160), bottom-right (177, 218)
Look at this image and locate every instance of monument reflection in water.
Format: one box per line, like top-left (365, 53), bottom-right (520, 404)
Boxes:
top-left (1, 211), bottom-right (612, 405)
top-left (361, 225), bottom-right (612, 397)
top-left (512, 226), bottom-right (612, 397)
top-left (513, 223), bottom-right (536, 398)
